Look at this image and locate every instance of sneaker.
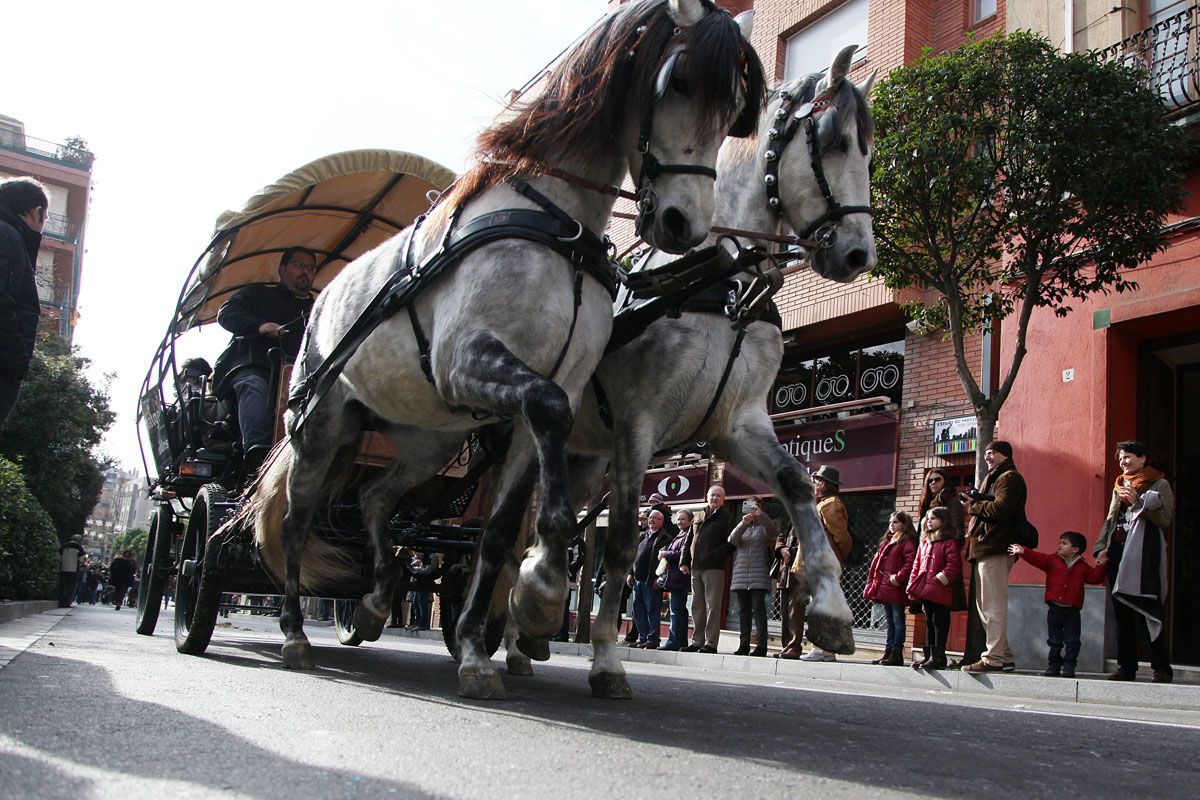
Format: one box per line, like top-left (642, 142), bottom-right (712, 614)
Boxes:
top-left (800, 651), bottom-right (836, 662)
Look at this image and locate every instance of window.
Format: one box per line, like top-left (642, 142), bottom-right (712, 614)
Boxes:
top-left (973, 0), bottom-right (997, 24)
top-left (784, 0), bottom-right (869, 82)
top-left (770, 338), bottom-right (905, 414)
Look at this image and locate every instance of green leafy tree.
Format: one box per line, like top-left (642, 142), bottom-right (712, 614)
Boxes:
top-left (0, 456), bottom-right (58, 600)
top-left (0, 334), bottom-right (114, 540)
top-left (870, 32), bottom-right (1188, 480)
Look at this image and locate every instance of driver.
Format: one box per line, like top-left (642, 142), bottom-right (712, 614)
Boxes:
top-left (212, 247), bottom-right (316, 471)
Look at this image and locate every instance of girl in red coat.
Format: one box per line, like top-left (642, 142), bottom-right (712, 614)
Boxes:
top-left (907, 507), bottom-right (962, 670)
top-left (864, 511), bottom-right (918, 666)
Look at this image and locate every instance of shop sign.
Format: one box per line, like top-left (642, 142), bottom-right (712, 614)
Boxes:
top-left (639, 465), bottom-right (709, 504)
top-left (933, 415), bottom-right (977, 455)
top-left (723, 412), bottom-right (898, 497)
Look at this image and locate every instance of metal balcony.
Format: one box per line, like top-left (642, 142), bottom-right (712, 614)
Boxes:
top-left (0, 131), bottom-right (94, 169)
top-left (42, 212), bottom-right (79, 244)
top-left (1096, 3), bottom-right (1200, 120)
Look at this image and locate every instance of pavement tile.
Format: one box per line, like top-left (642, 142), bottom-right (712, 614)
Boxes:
top-left (956, 672), bottom-right (1078, 702)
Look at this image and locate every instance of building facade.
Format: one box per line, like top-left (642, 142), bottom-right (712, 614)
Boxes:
top-left (84, 466), bottom-right (152, 558)
top-left (0, 114), bottom-right (93, 344)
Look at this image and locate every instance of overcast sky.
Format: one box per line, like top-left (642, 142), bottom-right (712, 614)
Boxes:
top-left (4, 1), bottom-right (604, 473)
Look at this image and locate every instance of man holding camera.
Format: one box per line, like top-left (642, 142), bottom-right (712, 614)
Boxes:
top-left (960, 440), bottom-right (1027, 673)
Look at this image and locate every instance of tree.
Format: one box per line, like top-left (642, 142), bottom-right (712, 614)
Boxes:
top-left (870, 32), bottom-right (1189, 480)
top-left (0, 334), bottom-right (114, 540)
top-left (0, 456), bottom-right (58, 600)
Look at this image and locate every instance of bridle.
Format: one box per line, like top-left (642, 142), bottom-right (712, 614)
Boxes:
top-left (763, 79), bottom-right (873, 249)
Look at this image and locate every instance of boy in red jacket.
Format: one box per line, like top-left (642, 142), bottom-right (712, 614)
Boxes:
top-left (1009, 532), bottom-right (1108, 678)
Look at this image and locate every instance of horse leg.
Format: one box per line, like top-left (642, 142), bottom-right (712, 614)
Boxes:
top-left (445, 331), bottom-right (577, 639)
top-left (355, 431), bottom-right (466, 642)
top-left (711, 414), bottom-right (855, 654)
top-left (590, 433), bottom-right (654, 698)
top-left (503, 616), bottom-right (534, 676)
top-left (456, 436), bottom-right (539, 699)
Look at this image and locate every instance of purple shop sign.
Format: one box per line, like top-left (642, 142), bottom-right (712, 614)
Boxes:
top-left (639, 465), bottom-right (709, 505)
top-left (722, 412), bottom-right (899, 497)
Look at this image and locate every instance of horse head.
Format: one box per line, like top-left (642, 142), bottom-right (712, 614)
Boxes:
top-left (767, 45), bottom-right (876, 283)
top-left (626, 1), bottom-right (765, 253)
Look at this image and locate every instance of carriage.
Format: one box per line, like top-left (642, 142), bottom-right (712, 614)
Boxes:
top-left (134, 149), bottom-right (505, 657)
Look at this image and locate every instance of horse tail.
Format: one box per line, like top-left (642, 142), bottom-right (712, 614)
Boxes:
top-left (248, 439), bottom-right (360, 591)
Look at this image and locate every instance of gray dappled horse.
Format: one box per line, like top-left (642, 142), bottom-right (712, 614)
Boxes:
top-left (246, 0), bottom-right (763, 699)
top-left (504, 46), bottom-right (877, 698)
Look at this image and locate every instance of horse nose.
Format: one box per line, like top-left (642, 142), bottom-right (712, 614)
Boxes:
top-left (846, 247), bottom-right (870, 273)
top-left (660, 206), bottom-right (695, 247)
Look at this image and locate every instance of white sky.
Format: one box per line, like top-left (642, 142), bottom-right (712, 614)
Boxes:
top-left (4, 0), bottom-right (605, 474)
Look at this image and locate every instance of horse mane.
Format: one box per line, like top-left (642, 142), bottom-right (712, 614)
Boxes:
top-left (774, 69), bottom-right (874, 155)
top-left (433, 0), bottom-right (764, 224)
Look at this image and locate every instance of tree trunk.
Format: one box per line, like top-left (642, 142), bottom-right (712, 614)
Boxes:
top-left (973, 406), bottom-right (999, 486)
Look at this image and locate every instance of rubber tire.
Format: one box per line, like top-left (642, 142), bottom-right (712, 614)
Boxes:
top-left (441, 588), bottom-right (504, 661)
top-left (333, 599), bottom-right (363, 646)
top-left (135, 505), bottom-right (179, 636)
top-left (174, 485), bottom-right (229, 655)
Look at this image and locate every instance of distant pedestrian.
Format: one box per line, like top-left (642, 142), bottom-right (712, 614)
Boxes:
top-left (657, 509), bottom-right (693, 651)
top-left (907, 507), bottom-right (961, 671)
top-left (727, 497), bottom-right (776, 657)
top-left (109, 549), bottom-right (136, 611)
top-left (0, 177), bottom-right (49, 424)
top-left (863, 511), bottom-right (918, 666)
top-left (773, 523), bottom-right (807, 660)
top-left (1094, 440), bottom-right (1174, 683)
top-left (1010, 532), bottom-right (1107, 678)
top-left (682, 485), bottom-right (734, 653)
top-left (58, 535), bottom-right (83, 608)
top-left (629, 509), bottom-right (671, 648)
top-left (802, 465), bottom-right (849, 662)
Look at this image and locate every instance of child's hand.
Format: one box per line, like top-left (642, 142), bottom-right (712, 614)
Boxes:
top-left (1096, 549), bottom-right (1108, 565)
top-left (888, 574), bottom-right (899, 586)
top-left (935, 571), bottom-right (948, 585)
top-left (1008, 544), bottom-right (1024, 556)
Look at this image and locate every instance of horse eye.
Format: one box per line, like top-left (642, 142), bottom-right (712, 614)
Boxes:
top-left (670, 75), bottom-right (692, 97)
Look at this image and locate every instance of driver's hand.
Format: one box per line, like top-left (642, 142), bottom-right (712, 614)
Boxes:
top-left (258, 322), bottom-right (283, 337)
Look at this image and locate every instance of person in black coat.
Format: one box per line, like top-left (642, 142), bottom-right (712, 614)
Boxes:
top-left (212, 247), bottom-right (316, 470)
top-left (109, 549), bottom-right (136, 611)
top-left (0, 178), bottom-right (49, 424)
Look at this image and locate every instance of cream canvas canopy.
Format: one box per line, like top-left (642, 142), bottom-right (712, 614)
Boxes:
top-left (174, 149), bottom-right (456, 332)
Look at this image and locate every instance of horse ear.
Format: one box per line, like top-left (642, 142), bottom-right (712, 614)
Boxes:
top-left (857, 70), bottom-right (878, 100)
top-left (827, 44), bottom-right (859, 89)
top-left (668, 0), bottom-right (706, 27)
top-left (734, 10), bottom-right (754, 40)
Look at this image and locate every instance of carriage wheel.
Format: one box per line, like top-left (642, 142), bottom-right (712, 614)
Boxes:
top-left (174, 484), bottom-right (230, 655)
top-left (440, 578), bottom-right (504, 660)
top-left (135, 504), bottom-right (180, 636)
top-left (333, 599), bottom-right (363, 646)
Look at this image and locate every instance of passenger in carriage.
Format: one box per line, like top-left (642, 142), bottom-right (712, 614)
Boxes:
top-left (212, 247), bottom-right (316, 472)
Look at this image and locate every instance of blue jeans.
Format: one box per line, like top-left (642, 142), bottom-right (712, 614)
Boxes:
top-left (231, 369), bottom-right (273, 451)
top-left (882, 602), bottom-right (907, 650)
top-left (665, 589), bottom-right (689, 649)
top-left (632, 580), bottom-right (663, 644)
top-left (1047, 603), bottom-right (1082, 668)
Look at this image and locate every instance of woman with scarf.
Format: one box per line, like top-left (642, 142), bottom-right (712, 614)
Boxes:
top-left (1095, 440), bottom-right (1174, 683)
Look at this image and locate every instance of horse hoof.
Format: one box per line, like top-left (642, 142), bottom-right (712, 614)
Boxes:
top-left (352, 603), bottom-right (386, 643)
top-left (281, 640), bottom-right (315, 670)
top-left (516, 632), bottom-right (551, 662)
top-left (807, 615), bottom-right (856, 655)
top-left (509, 580), bottom-right (564, 639)
top-left (506, 655), bottom-right (534, 677)
top-left (458, 668), bottom-right (507, 700)
top-left (589, 672), bottom-right (633, 699)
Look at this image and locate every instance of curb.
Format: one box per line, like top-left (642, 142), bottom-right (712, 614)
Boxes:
top-left (538, 639), bottom-right (1200, 711)
top-left (0, 600), bottom-right (58, 625)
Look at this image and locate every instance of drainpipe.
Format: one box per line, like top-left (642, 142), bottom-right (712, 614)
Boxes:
top-left (1065, 1), bottom-right (1074, 53)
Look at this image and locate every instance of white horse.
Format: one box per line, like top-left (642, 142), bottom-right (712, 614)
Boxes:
top-left (245, 0), bottom-right (763, 699)
top-left (503, 46), bottom-right (876, 698)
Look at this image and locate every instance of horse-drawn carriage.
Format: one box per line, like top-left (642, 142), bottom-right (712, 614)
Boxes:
top-left (134, 149), bottom-right (507, 656)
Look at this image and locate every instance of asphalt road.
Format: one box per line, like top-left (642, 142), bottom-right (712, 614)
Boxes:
top-left (2, 604), bottom-right (1198, 800)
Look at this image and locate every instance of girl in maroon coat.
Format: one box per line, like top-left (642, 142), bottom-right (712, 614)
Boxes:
top-left (864, 511), bottom-right (918, 666)
top-left (907, 507), bottom-right (962, 670)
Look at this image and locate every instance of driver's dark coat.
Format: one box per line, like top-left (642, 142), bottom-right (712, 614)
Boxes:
top-left (212, 283), bottom-right (312, 395)
top-left (0, 208), bottom-right (43, 379)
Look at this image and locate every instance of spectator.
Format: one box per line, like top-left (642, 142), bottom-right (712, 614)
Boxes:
top-left (657, 510), bottom-right (694, 651)
top-left (648, 492), bottom-right (679, 537)
top-left (58, 535), bottom-right (83, 608)
top-left (727, 497), bottom-right (776, 657)
top-left (907, 507), bottom-right (961, 671)
top-left (0, 177), bottom-right (48, 424)
top-left (917, 468), bottom-right (964, 539)
top-left (961, 440), bottom-right (1026, 674)
top-left (1094, 440), bottom-right (1175, 683)
top-left (863, 511), bottom-right (918, 666)
top-left (682, 485), bottom-right (734, 653)
top-left (802, 466), bottom-right (850, 662)
top-left (108, 549), bottom-right (136, 611)
top-left (1010, 532), bottom-right (1107, 678)
top-left (617, 510), bottom-right (651, 645)
top-left (84, 563), bottom-right (101, 605)
top-left (773, 523), bottom-right (807, 660)
top-left (628, 509), bottom-right (671, 648)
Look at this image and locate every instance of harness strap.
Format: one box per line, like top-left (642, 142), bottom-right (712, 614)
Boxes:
top-left (408, 303), bottom-right (435, 385)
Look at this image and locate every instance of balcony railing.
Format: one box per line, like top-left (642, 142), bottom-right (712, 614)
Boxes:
top-left (42, 212), bottom-right (79, 243)
top-left (0, 131), bottom-right (94, 169)
top-left (1097, 3), bottom-right (1200, 120)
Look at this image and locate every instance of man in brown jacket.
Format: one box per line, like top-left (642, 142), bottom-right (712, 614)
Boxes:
top-left (801, 466), bottom-right (850, 662)
top-left (961, 440), bottom-right (1027, 673)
